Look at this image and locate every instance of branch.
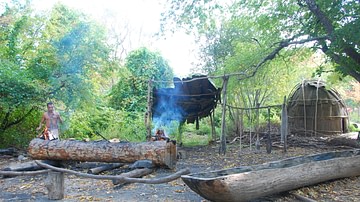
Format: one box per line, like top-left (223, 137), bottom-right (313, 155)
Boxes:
top-left (5, 107), bottom-right (35, 129)
top-left (304, 0), bottom-right (360, 70)
top-left (35, 160), bottom-right (190, 184)
top-left (0, 107), bottom-right (36, 131)
top-left (242, 35), bottom-right (329, 80)
top-left (304, 0), bottom-right (334, 35)
top-left (0, 169), bottom-right (51, 176)
top-left (291, 193), bottom-right (317, 202)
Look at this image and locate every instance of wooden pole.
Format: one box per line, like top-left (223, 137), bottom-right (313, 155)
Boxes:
top-left (255, 103), bottom-right (260, 151)
top-left (266, 107), bottom-right (272, 154)
top-left (281, 96), bottom-right (288, 152)
top-left (178, 122), bottom-right (184, 146)
top-left (240, 109), bottom-right (243, 153)
top-left (314, 78), bottom-right (320, 136)
top-left (281, 96), bottom-right (286, 143)
top-left (249, 107), bottom-right (252, 151)
top-left (146, 79), bottom-right (153, 141)
top-left (210, 110), bottom-right (216, 141)
top-left (301, 81), bottom-right (307, 136)
top-left (219, 76), bottom-right (229, 155)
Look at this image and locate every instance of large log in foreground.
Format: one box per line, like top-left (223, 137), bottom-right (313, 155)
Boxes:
top-left (28, 139), bottom-right (177, 169)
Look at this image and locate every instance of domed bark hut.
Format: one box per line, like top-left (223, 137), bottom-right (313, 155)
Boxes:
top-left (287, 80), bottom-right (349, 135)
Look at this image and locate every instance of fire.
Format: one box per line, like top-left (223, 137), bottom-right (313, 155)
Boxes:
top-left (151, 129), bottom-right (169, 141)
top-left (38, 127), bottom-right (50, 140)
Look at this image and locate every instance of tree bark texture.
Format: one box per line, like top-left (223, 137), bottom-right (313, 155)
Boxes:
top-left (28, 139), bottom-right (177, 169)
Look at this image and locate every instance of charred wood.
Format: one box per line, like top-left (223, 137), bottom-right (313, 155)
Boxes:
top-left (88, 163), bottom-right (124, 174)
top-left (112, 168), bottom-right (153, 185)
top-left (35, 160), bottom-right (190, 184)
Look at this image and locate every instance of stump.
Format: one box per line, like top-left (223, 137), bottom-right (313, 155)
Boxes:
top-left (46, 171), bottom-right (64, 200)
top-left (28, 139), bottom-right (177, 169)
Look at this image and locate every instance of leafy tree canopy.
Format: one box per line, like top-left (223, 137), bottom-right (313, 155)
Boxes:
top-left (161, 0), bottom-right (360, 82)
top-left (0, 1), bottom-right (113, 139)
top-left (109, 47), bottom-right (174, 112)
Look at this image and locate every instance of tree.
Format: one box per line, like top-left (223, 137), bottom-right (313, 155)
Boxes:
top-left (109, 47), bottom-right (174, 112)
top-left (161, 0), bottom-right (360, 82)
top-left (0, 2), bottom-right (115, 146)
top-left (0, 2), bottom-right (45, 136)
top-left (30, 4), bottom-right (112, 109)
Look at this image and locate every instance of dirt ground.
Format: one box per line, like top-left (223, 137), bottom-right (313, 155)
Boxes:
top-left (1, 134), bottom-right (360, 202)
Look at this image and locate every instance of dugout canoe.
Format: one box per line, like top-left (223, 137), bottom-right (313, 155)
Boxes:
top-left (181, 149), bottom-right (360, 202)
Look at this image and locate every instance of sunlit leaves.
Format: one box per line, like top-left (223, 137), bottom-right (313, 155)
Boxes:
top-left (162, 0), bottom-right (360, 81)
top-left (109, 47), bottom-right (174, 112)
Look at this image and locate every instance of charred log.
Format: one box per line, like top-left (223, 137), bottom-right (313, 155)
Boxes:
top-left (88, 163), bottom-right (124, 174)
top-left (112, 168), bottom-right (153, 185)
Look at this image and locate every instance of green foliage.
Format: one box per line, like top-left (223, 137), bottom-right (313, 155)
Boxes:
top-left (62, 106), bottom-right (146, 142)
top-left (161, 0), bottom-right (360, 82)
top-left (181, 133), bottom-right (211, 146)
top-left (0, 2), bottom-right (116, 148)
top-left (0, 110), bottom-right (41, 148)
top-left (104, 111), bottom-right (146, 142)
top-left (109, 47), bottom-right (174, 112)
top-left (348, 123), bottom-right (360, 132)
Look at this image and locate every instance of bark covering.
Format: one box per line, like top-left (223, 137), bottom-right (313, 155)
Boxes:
top-left (28, 139), bottom-right (177, 169)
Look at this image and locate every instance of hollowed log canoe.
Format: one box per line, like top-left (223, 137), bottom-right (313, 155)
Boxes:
top-left (181, 149), bottom-right (360, 202)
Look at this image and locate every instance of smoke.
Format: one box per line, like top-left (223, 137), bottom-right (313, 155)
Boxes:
top-left (152, 78), bottom-right (185, 136)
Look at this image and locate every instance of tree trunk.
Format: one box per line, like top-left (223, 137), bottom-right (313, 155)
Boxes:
top-left (28, 139), bottom-right (177, 169)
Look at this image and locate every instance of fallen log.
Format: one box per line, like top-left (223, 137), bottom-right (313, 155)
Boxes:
top-left (1, 160), bottom-right (60, 178)
top-left (1, 160), bottom-right (59, 172)
top-left (88, 163), bottom-right (124, 174)
top-left (35, 160), bottom-right (190, 184)
top-left (0, 148), bottom-right (17, 156)
top-left (28, 139), bottom-right (177, 169)
top-left (112, 168), bottom-right (153, 185)
top-left (0, 169), bottom-right (51, 176)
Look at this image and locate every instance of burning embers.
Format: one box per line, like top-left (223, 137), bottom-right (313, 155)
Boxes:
top-left (151, 129), bottom-right (170, 141)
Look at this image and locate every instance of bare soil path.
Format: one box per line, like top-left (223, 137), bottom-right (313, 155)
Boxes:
top-left (1, 137), bottom-right (360, 202)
